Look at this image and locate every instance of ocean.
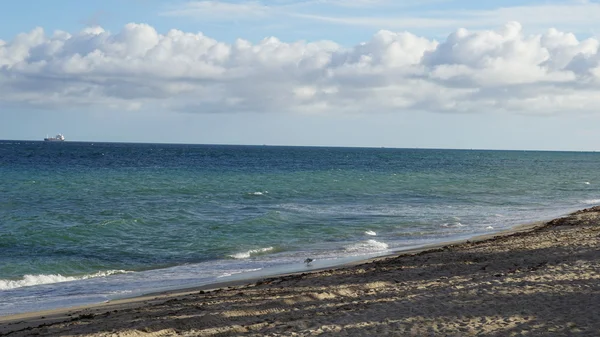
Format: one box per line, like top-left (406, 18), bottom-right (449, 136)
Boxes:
top-left (1, 141), bottom-right (599, 316)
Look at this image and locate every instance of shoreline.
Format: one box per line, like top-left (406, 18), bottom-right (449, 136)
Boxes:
top-left (1, 208), bottom-right (598, 335)
top-left (0, 218), bottom-right (546, 319)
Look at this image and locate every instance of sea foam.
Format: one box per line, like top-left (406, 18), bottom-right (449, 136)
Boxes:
top-left (0, 270), bottom-right (131, 290)
top-left (344, 240), bottom-right (389, 254)
top-left (229, 247), bottom-right (274, 259)
top-left (582, 199), bottom-right (600, 205)
top-left (248, 191), bottom-right (268, 196)
top-left (441, 222), bottom-right (466, 228)
top-left (217, 268), bottom-right (263, 278)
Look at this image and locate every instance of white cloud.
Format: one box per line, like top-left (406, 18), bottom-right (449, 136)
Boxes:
top-left (1, 22), bottom-right (600, 115)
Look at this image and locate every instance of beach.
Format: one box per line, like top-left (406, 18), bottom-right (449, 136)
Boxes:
top-left (1, 206), bottom-right (598, 336)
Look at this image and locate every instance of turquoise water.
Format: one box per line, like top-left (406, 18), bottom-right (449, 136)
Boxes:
top-left (1, 141), bottom-right (599, 315)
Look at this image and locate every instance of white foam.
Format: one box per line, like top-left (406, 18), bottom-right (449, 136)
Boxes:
top-left (249, 191), bottom-right (268, 196)
top-left (486, 226), bottom-right (494, 230)
top-left (584, 182), bottom-right (591, 185)
top-left (441, 222), bottom-right (466, 228)
top-left (364, 230), bottom-right (377, 236)
top-left (0, 270), bottom-right (131, 290)
top-left (229, 247), bottom-right (274, 259)
top-left (582, 199), bottom-right (600, 205)
top-left (217, 268), bottom-right (263, 278)
top-left (344, 240), bottom-right (389, 254)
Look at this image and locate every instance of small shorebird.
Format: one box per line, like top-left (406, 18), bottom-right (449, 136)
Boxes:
top-left (304, 258), bottom-right (314, 266)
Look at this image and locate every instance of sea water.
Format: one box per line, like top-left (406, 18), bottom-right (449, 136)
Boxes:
top-left (1, 142), bottom-right (599, 316)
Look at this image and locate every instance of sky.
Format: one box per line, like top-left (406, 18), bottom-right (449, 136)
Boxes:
top-left (2, 0), bottom-right (600, 150)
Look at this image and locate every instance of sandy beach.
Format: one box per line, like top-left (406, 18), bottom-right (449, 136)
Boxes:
top-left (1, 206), bottom-right (599, 336)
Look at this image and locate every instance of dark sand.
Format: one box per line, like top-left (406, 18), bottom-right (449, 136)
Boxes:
top-left (1, 206), bottom-right (599, 336)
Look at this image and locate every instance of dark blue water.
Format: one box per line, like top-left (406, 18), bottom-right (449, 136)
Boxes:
top-left (1, 141), bottom-right (599, 315)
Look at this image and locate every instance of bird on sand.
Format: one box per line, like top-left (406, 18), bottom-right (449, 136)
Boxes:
top-left (304, 258), bottom-right (314, 266)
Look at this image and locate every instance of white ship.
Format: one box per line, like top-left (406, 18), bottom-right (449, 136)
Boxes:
top-left (44, 134), bottom-right (65, 142)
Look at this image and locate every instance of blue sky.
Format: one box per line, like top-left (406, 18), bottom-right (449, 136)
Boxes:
top-left (2, 0), bottom-right (600, 150)
top-left (3, 0), bottom-right (598, 43)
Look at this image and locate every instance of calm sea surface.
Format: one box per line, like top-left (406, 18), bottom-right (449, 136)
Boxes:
top-left (1, 141), bottom-right (599, 315)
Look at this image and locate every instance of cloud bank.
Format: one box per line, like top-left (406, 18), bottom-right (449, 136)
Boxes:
top-left (1, 22), bottom-right (600, 114)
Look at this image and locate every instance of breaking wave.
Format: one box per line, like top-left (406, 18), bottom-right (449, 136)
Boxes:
top-left (248, 191), bottom-right (268, 196)
top-left (441, 222), bottom-right (466, 228)
top-left (344, 240), bottom-right (389, 254)
top-left (229, 247), bottom-right (275, 259)
top-left (0, 270), bottom-right (131, 290)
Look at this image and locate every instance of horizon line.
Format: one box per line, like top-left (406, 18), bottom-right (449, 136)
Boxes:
top-left (1, 139), bottom-right (598, 153)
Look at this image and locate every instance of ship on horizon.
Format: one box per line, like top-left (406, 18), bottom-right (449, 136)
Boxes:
top-left (44, 134), bottom-right (65, 142)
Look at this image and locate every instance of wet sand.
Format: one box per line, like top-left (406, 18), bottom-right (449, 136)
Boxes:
top-left (1, 206), bottom-right (599, 336)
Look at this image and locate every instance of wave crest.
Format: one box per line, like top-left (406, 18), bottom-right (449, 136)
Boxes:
top-left (441, 222), bottom-right (466, 228)
top-left (248, 191), bottom-right (268, 196)
top-left (0, 270), bottom-right (131, 290)
top-left (228, 247), bottom-right (274, 259)
top-left (344, 240), bottom-right (389, 254)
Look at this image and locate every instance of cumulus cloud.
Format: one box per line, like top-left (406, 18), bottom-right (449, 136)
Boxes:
top-left (1, 22), bottom-right (600, 114)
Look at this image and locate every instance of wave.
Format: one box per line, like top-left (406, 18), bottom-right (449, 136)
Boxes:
top-left (344, 240), bottom-right (389, 254)
top-left (441, 222), bottom-right (466, 228)
top-left (228, 247), bottom-right (274, 259)
top-left (217, 268), bottom-right (263, 278)
top-left (364, 230), bottom-right (377, 236)
top-left (248, 191), bottom-right (268, 196)
top-left (582, 199), bottom-right (600, 205)
top-left (0, 270), bottom-right (131, 290)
